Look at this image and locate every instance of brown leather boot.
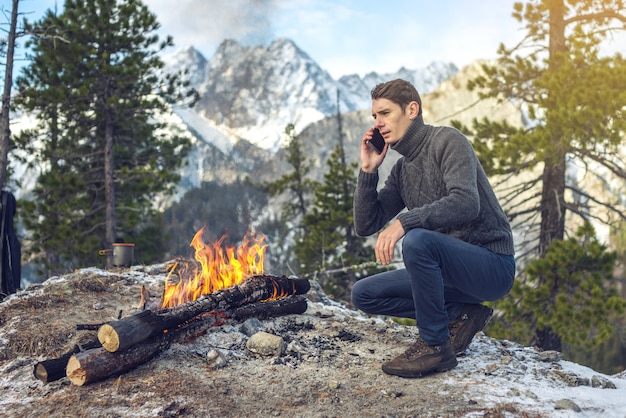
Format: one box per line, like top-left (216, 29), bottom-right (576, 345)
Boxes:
top-left (381, 338), bottom-right (457, 378)
top-left (448, 304), bottom-right (493, 355)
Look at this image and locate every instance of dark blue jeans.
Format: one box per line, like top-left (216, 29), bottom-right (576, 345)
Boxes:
top-left (351, 228), bottom-right (515, 346)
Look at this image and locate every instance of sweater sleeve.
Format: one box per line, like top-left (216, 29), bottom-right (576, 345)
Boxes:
top-left (353, 164), bottom-right (405, 237)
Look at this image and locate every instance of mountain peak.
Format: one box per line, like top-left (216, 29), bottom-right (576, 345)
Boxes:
top-left (268, 37), bottom-right (299, 50)
top-left (162, 46), bottom-right (208, 87)
top-left (165, 37), bottom-right (459, 151)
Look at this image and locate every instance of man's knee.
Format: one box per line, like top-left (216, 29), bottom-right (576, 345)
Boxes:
top-left (351, 279), bottom-right (367, 310)
top-left (402, 228), bottom-right (435, 257)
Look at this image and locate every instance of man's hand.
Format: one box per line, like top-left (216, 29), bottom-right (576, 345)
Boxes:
top-left (375, 220), bottom-right (405, 265)
top-left (361, 128), bottom-right (388, 173)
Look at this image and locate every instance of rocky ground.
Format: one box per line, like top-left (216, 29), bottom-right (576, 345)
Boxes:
top-left (1, 264), bottom-right (624, 418)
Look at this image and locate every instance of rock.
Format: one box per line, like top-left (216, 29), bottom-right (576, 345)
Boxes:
top-left (552, 370), bottom-right (590, 387)
top-left (554, 398), bottom-right (582, 412)
top-left (206, 349), bottom-right (228, 369)
top-left (3, 265), bottom-right (626, 417)
top-left (239, 317), bottom-right (263, 337)
top-left (538, 350), bottom-right (562, 362)
top-left (591, 375), bottom-right (617, 389)
top-left (246, 331), bottom-right (285, 356)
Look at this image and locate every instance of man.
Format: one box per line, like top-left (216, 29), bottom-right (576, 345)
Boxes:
top-left (351, 79), bottom-right (515, 378)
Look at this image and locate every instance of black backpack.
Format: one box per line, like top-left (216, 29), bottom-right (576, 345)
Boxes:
top-left (1, 190), bottom-right (21, 298)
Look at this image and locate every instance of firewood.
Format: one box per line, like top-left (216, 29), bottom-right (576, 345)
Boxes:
top-left (231, 294), bottom-right (308, 321)
top-left (67, 296), bottom-right (308, 386)
top-left (33, 339), bottom-right (102, 384)
top-left (67, 341), bottom-right (163, 387)
top-left (98, 275), bottom-right (309, 353)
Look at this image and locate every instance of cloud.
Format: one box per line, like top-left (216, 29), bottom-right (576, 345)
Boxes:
top-left (145, 0), bottom-right (277, 51)
top-left (140, 0), bottom-right (621, 79)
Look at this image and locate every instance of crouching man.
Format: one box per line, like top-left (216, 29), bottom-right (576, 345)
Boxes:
top-left (351, 79), bottom-right (515, 378)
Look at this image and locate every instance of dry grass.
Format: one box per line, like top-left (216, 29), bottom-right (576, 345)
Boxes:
top-left (0, 271), bottom-right (144, 361)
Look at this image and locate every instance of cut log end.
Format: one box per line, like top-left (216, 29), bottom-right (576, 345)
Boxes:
top-left (97, 324), bottom-right (120, 353)
top-left (292, 277), bottom-right (310, 295)
top-left (33, 363), bottom-right (49, 382)
top-left (66, 342), bottom-right (163, 386)
top-left (66, 355), bottom-right (87, 387)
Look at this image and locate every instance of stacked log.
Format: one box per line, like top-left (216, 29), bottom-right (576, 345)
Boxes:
top-left (66, 296), bottom-right (308, 386)
top-left (33, 275), bottom-right (310, 387)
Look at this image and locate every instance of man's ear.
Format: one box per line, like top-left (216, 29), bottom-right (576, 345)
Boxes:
top-left (408, 101), bottom-right (420, 120)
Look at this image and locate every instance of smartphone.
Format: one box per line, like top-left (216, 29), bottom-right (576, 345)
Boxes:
top-left (366, 128), bottom-right (386, 154)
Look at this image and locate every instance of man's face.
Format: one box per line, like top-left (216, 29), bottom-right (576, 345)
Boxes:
top-left (371, 98), bottom-right (419, 145)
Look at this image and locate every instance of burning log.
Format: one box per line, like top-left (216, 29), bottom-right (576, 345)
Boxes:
top-left (98, 274), bottom-right (309, 353)
top-left (66, 295), bottom-right (308, 386)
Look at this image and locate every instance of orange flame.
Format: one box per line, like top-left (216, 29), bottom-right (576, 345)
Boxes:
top-left (161, 226), bottom-right (267, 309)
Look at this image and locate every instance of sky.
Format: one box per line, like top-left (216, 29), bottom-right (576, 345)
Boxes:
top-left (7, 0), bottom-right (626, 78)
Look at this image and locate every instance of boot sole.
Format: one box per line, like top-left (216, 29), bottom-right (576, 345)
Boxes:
top-left (381, 357), bottom-right (458, 379)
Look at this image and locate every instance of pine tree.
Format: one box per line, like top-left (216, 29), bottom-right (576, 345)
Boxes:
top-left (460, 0), bottom-right (626, 257)
top-left (264, 124), bottom-right (317, 234)
top-left (454, 0), bottom-right (626, 351)
top-left (488, 222), bottom-right (625, 362)
top-left (291, 92), bottom-right (374, 300)
top-left (14, 0), bottom-right (195, 276)
top-left (295, 144), bottom-right (371, 300)
top-left (259, 123), bottom-right (318, 273)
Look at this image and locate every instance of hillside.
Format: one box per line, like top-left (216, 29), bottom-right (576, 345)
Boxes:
top-left (0, 265), bottom-right (624, 417)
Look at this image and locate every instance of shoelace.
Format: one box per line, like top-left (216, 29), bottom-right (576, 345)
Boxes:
top-left (448, 313), bottom-right (469, 338)
top-left (403, 339), bottom-right (435, 358)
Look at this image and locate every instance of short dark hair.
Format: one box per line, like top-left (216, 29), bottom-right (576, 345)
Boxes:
top-left (371, 79), bottom-right (422, 116)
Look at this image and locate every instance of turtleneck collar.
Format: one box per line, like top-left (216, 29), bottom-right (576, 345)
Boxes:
top-left (390, 114), bottom-right (429, 159)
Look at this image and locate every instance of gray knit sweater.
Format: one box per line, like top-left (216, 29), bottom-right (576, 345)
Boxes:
top-left (353, 115), bottom-right (515, 255)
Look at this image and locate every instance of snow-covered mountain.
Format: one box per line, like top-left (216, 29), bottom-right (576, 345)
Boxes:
top-left (158, 45), bottom-right (518, 204)
top-left (338, 61), bottom-right (461, 111)
top-left (10, 37), bottom-right (459, 201)
top-left (162, 38), bottom-right (458, 153)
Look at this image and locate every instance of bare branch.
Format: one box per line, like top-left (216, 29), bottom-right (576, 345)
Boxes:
top-left (572, 147), bottom-right (626, 180)
top-left (564, 10), bottom-right (626, 26)
top-left (565, 185), bottom-right (626, 222)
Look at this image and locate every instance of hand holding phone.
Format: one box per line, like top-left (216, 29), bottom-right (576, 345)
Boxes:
top-left (366, 128), bottom-right (385, 154)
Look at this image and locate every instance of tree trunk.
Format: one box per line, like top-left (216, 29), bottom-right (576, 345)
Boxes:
top-left (538, 159), bottom-right (566, 257)
top-left (0, 0), bottom-right (19, 189)
top-left (103, 111), bottom-right (116, 268)
top-left (535, 0), bottom-right (568, 352)
top-left (538, 0), bottom-right (568, 258)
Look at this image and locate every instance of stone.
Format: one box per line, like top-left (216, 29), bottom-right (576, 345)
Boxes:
top-left (538, 350), bottom-right (562, 362)
top-left (246, 331), bottom-right (285, 356)
top-left (591, 375), bottom-right (617, 389)
top-left (205, 349), bottom-right (228, 369)
top-left (554, 399), bottom-right (581, 412)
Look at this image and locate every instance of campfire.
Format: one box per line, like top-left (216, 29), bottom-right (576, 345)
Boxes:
top-left (33, 228), bottom-right (310, 386)
top-left (161, 227), bottom-right (268, 309)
